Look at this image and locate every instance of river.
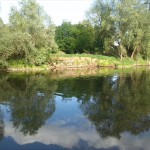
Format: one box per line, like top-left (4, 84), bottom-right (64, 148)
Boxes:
top-left (0, 68), bottom-right (150, 150)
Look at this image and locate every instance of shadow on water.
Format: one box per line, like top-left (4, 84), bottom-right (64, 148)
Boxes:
top-left (0, 68), bottom-right (150, 149)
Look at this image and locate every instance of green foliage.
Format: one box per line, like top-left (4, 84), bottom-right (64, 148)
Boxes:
top-left (75, 20), bottom-right (95, 53)
top-left (0, 0), bottom-right (58, 68)
top-left (86, 0), bottom-right (116, 54)
top-left (31, 47), bottom-right (49, 66)
top-left (0, 25), bottom-right (13, 68)
top-left (0, 0), bottom-right (150, 69)
top-left (55, 20), bottom-right (95, 54)
top-left (115, 0), bottom-right (150, 59)
top-left (86, 0), bottom-right (150, 59)
top-left (55, 21), bottom-right (77, 54)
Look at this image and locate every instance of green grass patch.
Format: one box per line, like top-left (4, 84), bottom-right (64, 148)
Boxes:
top-left (7, 54), bottom-right (149, 71)
top-left (8, 59), bottom-right (26, 68)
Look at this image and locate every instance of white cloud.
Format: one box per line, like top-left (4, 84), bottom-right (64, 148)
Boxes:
top-left (5, 122), bottom-right (119, 149)
top-left (4, 120), bottom-right (150, 150)
top-left (1, 101), bottom-right (150, 150)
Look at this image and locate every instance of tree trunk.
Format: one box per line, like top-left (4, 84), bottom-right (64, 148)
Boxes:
top-left (131, 47), bottom-right (136, 59)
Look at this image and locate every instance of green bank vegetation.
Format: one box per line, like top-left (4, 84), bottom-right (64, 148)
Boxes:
top-left (0, 0), bottom-right (150, 70)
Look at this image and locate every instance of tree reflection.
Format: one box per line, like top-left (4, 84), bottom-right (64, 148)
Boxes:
top-left (80, 70), bottom-right (150, 138)
top-left (0, 69), bottom-right (150, 138)
top-left (0, 107), bottom-right (4, 141)
top-left (0, 73), bottom-right (57, 135)
top-left (56, 70), bottom-right (150, 139)
top-left (10, 94), bottom-right (55, 135)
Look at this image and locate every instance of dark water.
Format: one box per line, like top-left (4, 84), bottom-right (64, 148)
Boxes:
top-left (0, 69), bottom-right (150, 150)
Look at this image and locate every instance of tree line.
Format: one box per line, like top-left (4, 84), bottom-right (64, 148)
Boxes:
top-left (0, 0), bottom-right (150, 68)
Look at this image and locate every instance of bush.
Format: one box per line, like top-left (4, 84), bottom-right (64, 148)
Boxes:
top-left (0, 59), bottom-right (9, 69)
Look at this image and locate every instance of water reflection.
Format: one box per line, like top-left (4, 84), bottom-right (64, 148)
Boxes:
top-left (56, 71), bottom-right (150, 139)
top-left (10, 93), bottom-right (55, 135)
top-left (0, 73), bottom-right (57, 136)
top-left (0, 69), bottom-right (150, 150)
top-left (0, 107), bottom-right (4, 141)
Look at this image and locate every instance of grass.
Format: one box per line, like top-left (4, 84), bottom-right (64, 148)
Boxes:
top-left (50, 54), bottom-right (138, 68)
top-left (7, 54), bottom-right (150, 71)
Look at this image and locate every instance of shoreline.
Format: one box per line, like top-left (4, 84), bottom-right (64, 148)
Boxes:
top-left (2, 64), bottom-right (149, 72)
top-left (1, 55), bottom-right (150, 72)
top-left (1, 65), bottom-right (150, 80)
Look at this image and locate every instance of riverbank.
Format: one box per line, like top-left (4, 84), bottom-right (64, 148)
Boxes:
top-left (6, 54), bottom-right (150, 72)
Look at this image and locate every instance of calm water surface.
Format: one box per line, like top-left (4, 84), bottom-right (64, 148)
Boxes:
top-left (0, 69), bottom-right (150, 150)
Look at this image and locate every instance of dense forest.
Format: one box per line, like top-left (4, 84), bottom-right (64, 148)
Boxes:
top-left (0, 0), bottom-right (150, 68)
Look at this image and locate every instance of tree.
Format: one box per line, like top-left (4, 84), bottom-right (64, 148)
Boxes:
top-left (9, 0), bottom-right (58, 65)
top-left (115, 0), bottom-right (150, 59)
top-left (75, 20), bottom-right (95, 54)
top-left (55, 20), bottom-right (95, 54)
top-left (0, 22), bottom-right (13, 68)
top-left (0, 23), bottom-right (34, 67)
top-left (86, 0), bottom-right (116, 54)
top-left (86, 0), bottom-right (150, 59)
top-left (55, 21), bottom-right (77, 54)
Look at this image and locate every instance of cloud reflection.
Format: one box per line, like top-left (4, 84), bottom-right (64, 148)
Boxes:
top-left (4, 121), bottom-right (150, 150)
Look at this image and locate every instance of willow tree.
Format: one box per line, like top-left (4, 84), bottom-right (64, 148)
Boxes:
top-left (87, 0), bottom-right (150, 59)
top-left (0, 19), bottom-right (13, 68)
top-left (116, 0), bottom-right (150, 59)
top-left (86, 0), bottom-right (116, 55)
top-left (9, 0), bottom-right (58, 65)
